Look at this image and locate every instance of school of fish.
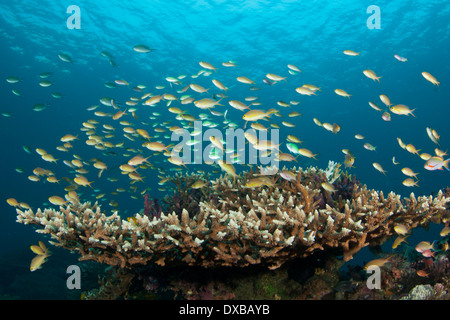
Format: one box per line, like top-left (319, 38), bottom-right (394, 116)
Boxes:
top-left (4, 47), bottom-right (446, 272)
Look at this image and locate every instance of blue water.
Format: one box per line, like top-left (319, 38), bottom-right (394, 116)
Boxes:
top-left (0, 1), bottom-right (449, 299)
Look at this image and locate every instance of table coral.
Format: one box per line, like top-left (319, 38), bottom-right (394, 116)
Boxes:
top-left (16, 163), bottom-right (450, 270)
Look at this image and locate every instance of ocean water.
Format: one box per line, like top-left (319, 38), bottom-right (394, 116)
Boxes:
top-left (0, 1), bottom-right (449, 299)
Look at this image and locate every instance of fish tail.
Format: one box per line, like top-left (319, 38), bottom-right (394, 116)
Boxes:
top-left (444, 159), bottom-right (450, 170)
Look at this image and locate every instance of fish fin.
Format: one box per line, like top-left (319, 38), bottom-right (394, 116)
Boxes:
top-left (39, 241), bottom-right (47, 253)
top-left (444, 159), bottom-right (450, 170)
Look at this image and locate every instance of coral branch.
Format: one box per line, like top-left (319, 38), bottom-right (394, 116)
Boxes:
top-left (16, 163), bottom-right (450, 269)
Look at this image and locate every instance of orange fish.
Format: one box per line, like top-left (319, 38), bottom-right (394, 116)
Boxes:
top-left (416, 270), bottom-right (429, 278)
top-left (363, 256), bottom-right (393, 270)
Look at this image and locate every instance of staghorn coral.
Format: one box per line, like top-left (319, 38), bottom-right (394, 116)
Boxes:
top-left (16, 163), bottom-right (450, 270)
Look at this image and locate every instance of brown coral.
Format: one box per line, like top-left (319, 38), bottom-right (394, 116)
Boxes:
top-left (16, 164), bottom-right (450, 270)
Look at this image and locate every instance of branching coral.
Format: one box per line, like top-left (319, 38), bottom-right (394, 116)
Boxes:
top-left (16, 164), bottom-right (450, 270)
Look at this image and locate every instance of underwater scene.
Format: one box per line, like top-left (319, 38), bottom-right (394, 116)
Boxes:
top-left (1, 0), bottom-right (450, 302)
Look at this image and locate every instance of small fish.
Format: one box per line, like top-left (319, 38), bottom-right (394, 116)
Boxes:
top-left (363, 143), bottom-right (376, 151)
top-left (406, 144), bottom-right (420, 155)
top-left (373, 163), bottom-right (387, 175)
top-left (416, 270), bottom-right (429, 278)
top-left (390, 104), bottom-right (416, 117)
top-left (440, 225), bottom-right (450, 237)
top-left (30, 241), bottom-right (51, 272)
top-left (426, 127), bottom-right (440, 145)
top-left (115, 79), bottom-right (129, 86)
top-left (199, 61), bottom-right (217, 72)
top-left (422, 72), bottom-right (440, 87)
top-left (392, 156), bottom-right (399, 165)
top-left (343, 50), bottom-right (360, 56)
top-left (74, 176), bottom-right (93, 188)
top-left (421, 249), bottom-right (435, 258)
top-left (245, 177), bottom-right (274, 188)
top-left (6, 76), bottom-right (21, 83)
top-left (394, 224), bottom-right (409, 236)
top-left (394, 54), bottom-right (407, 62)
top-left (321, 182), bottom-right (337, 193)
top-left (381, 111), bottom-right (391, 121)
top-left (415, 241), bottom-right (435, 253)
top-left (435, 148), bottom-right (448, 157)
top-left (334, 89), bottom-right (351, 98)
top-left (190, 84), bottom-right (209, 93)
top-left (222, 61), bottom-right (237, 67)
top-left (424, 156), bottom-right (450, 171)
top-left (344, 154), bottom-right (355, 169)
top-left (379, 94), bottom-right (391, 107)
top-left (298, 148), bottom-right (318, 160)
top-left (287, 64), bottom-right (301, 72)
top-left (363, 256), bottom-right (392, 270)
top-left (58, 52), bottom-right (74, 63)
top-left (191, 180), bottom-right (208, 189)
top-left (48, 196), bottom-right (67, 206)
top-left (39, 80), bottom-right (53, 87)
top-left (402, 178), bottom-right (419, 187)
top-left (242, 110), bottom-right (270, 121)
top-left (237, 76), bottom-right (255, 84)
top-left (6, 198), bottom-right (20, 207)
top-left (401, 167), bottom-right (419, 178)
top-left (33, 104), bottom-right (47, 112)
top-left (420, 153), bottom-right (432, 161)
top-left (266, 73), bottom-right (287, 82)
top-left (392, 235), bottom-right (409, 249)
top-left (295, 86), bottom-right (316, 96)
top-left (369, 101), bottom-right (382, 111)
top-left (280, 170), bottom-right (296, 182)
top-left (396, 137), bottom-right (406, 150)
top-left (363, 70), bottom-right (381, 82)
top-left (133, 45), bottom-right (155, 53)
top-left (212, 79), bottom-right (228, 91)
top-left (286, 143), bottom-right (299, 154)
top-left (218, 160), bottom-right (239, 181)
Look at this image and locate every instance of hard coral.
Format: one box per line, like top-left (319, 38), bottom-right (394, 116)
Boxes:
top-left (16, 163), bottom-right (450, 270)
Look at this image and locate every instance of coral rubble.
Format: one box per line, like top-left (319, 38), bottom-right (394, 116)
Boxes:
top-left (16, 163), bottom-right (450, 270)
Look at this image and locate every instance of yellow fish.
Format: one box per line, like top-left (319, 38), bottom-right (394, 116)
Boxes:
top-left (321, 182), bottom-right (337, 193)
top-left (363, 256), bottom-right (392, 270)
top-left (363, 70), bottom-right (381, 82)
top-left (48, 196), bottom-right (67, 206)
top-left (242, 110), bottom-right (270, 121)
top-left (392, 236), bottom-right (409, 249)
top-left (74, 176), bottom-right (93, 188)
top-left (390, 104), bottom-right (416, 117)
top-left (372, 162), bottom-right (387, 175)
top-left (30, 241), bottom-right (51, 272)
top-left (421, 72), bottom-right (440, 87)
top-left (191, 180), bottom-right (208, 189)
top-left (218, 160), bottom-right (239, 181)
top-left (236, 76), bottom-right (255, 84)
top-left (343, 50), bottom-right (360, 56)
top-left (394, 224), bottom-right (409, 236)
top-left (298, 148), bottom-right (318, 160)
top-left (334, 89), bottom-right (351, 98)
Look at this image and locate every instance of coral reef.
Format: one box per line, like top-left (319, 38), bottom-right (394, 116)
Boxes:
top-left (16, 163), bottom-right (450, 271)
top-left (401, 284), bottom-right (442, 300)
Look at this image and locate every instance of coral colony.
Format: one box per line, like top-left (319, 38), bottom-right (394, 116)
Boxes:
top-left (15, 161), bottom-right (450, 299)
